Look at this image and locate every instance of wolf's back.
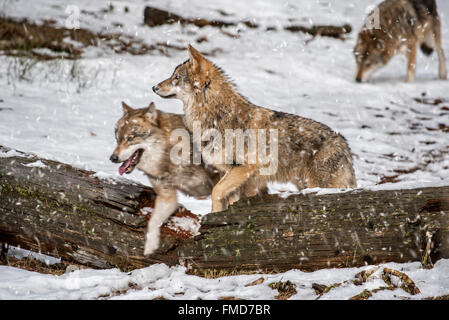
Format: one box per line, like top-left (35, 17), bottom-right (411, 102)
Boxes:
top-left (407, 0), bottom-right (439, 56)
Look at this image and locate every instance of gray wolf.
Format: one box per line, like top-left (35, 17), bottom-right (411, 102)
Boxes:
top-left (110, 102), bottom-right (217, 255)
top-left (354, 0), bottom-right (447, 82)
top-left (153, 45), bottom-right (357, 213)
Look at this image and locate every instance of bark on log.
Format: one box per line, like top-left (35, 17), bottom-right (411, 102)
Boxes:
top-left (179, 190), bottom-right (449, 274)
top-left (1, 146), bottom-right (448, 275)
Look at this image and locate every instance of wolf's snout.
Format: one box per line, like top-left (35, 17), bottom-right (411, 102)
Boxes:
top-left (110, 154), bottom-right (119, 163)
top-left (152, 85), bottom-right (159, 93)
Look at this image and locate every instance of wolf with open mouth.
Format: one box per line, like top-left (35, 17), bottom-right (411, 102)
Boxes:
top-left (110, 101), bottom-right (219, 256)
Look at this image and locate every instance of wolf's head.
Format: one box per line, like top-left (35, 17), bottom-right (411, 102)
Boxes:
top-left (153, 45), bottom-right (221, 102)
top-left (353, 30), bottom-right (391, 82)
top-left (110, 102), bottom-right (166, 176)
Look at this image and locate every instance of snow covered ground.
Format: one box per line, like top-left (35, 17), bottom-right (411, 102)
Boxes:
top-left (1, 258), bottom-right (448, 300)
top-left (0, 0), bottom-right (448, 299)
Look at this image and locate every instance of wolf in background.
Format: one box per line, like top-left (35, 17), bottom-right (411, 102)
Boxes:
top-left (153, 45), bottom-right (357, 213)
top-left (354, 0), bottom-right (447, 82)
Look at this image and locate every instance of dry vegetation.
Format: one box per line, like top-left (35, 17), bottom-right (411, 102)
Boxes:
top-left (0, 17), bottom-right (183, 60)
top-left (0, 255), bottom-right (85, 276)
top-left (0, 18), bottom-right (96, 60)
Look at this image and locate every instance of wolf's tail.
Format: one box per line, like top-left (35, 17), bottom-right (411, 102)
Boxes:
top-left (420, 43), bottom-right (434, 56)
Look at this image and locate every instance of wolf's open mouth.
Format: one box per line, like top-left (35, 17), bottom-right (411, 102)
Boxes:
top-left (160, 93), bottom-right (176, 98)
top-left (119, 149), bottom-right (143, 175)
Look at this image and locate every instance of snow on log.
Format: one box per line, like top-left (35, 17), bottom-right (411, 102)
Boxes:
top-left (0, 145), bottom-right (448, 275)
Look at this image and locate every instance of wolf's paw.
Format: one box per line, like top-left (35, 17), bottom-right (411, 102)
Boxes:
top-left (439, 70), bottom-right (447, 80)
top-left (143, 235), bottom-right (160, 256)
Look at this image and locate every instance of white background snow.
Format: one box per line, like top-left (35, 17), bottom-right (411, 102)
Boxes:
top-left (0, 0), bottom-right (448, 299)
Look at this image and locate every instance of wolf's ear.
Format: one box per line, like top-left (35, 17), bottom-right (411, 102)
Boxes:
top-left (188, 44), bottom-right (204, 71)
top-left (144, 102), bottom-right (158, 125)
top-left (122, 101), bottom-right (134, 115)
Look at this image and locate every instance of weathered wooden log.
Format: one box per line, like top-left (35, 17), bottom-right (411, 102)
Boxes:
top-left (1, 146), bottom-right (448, 275)
top-left (142, 6), bottom-right (352, 41)
top-left (178, 188), bottom-right (449, 275)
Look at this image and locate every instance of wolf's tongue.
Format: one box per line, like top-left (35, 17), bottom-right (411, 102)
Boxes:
top-left (118, 158), bottom-right (132, 176)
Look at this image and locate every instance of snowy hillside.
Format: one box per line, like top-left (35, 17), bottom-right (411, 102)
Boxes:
top-left (0, 0), bottom-right (448, 299)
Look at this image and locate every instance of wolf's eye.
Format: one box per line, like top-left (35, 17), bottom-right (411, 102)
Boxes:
top-left (174, 74), bottom-right (180, 80)
top-left (127, 135), bottom-right (134, 142)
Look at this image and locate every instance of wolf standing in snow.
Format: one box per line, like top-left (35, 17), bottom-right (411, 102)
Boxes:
top-left (153, 45), bottom-right (357, 213)
top-left (354, 0), bottom-right (447, 82)
top-left (110, 102), bottom-right (217, 255)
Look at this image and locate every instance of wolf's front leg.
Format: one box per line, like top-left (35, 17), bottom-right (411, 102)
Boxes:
top-left (406, 42), bottom-right (417, 83)
top-left (144, 190), bottom-right (178, 256)
top-left (432, 16), bottom-right (447, 80)
top-left (211, 165), bottom-right (258, 213)
top-left (437, 48), bottom-right (448, 80)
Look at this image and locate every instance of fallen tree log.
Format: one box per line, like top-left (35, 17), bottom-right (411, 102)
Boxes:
top-left (179, 188), bottom-right (449, 275)
top-left (1, 146), bottom-right (448, 275)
